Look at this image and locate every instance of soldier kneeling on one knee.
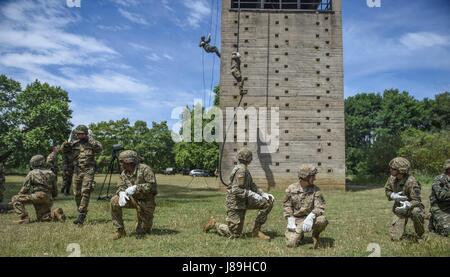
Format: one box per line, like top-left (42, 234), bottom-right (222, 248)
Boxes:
top-left (111, 150), bottom-right (157, 240)
top-left (429, 159), bottom-right (450, 237)
top-left (11, 155), bottom-right (66, 224)
top-left (283, 164), bottom-right (328, 249)
top-left (385, 157), bottom-right (425, 241)
top-left (203, 148), bottom-right (274, 240)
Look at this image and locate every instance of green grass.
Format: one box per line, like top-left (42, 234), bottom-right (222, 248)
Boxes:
top-left (0, 174), bottom-right (449, 257)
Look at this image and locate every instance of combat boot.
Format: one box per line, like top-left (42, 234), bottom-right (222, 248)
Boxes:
top-left (203, 217), bottom-right (216, 233)
top-left (252, 224), bottom-right (271, 241)
top-left (312, 234), bottom-right (321, 249)
top-left (73, 212), bottom-right (86, 225)
top-left (112, 228), bottom-right (127, 240)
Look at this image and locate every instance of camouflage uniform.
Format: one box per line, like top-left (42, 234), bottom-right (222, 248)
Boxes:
top-left (0, 162), bottom-right (5, 203)
top-left (385, 157), bottom-right (425, 240)
top-left (11, 155), bottom-right (65, 223)
top-left (62, 125), bottom-right (102, 222)
top-left (283, 184), bottom-right (328, 247)
top-left (46, 149), bottom-right (58, 186)
top-left (61, 148), bottom-right (74, 195)
top-left (231, 52), bottom-right (245, 94)
top-left (429, 160), bottom-right (450, 236)
top-left (199, 34), bottom-right (221, 58)
top-left (111, 150), bottom-right (157, 239)
top-left (206, 149), bottom-right (273, 239)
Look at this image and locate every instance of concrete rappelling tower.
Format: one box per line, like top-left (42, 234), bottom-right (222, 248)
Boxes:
top-left (219, 0), bottom-right (345, 190)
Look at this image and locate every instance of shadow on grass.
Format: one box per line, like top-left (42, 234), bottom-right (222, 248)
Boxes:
top-left (128, 228), bottom-right (180, 237)
top-left (300, 236), bottom-right (335, 249)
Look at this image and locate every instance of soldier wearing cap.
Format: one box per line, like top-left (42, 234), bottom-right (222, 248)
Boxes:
top-left (203, 148), bottom-right (274, 240)
top-left (110, 150), bottom-right (157, 240)
top-left (384, 157), bottom-right (425, 241)
top-left (283, 164), bottom-right (328, 249)
top-left (429, 159), bottom-right (450, 237)
top-left (11, 155), bottom-right (65, 224)
top-left (62, 125), bottom-right (102, 225)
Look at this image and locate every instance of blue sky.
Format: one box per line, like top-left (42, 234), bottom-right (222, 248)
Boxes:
top-left (0, 0), bottom-right (449, 128)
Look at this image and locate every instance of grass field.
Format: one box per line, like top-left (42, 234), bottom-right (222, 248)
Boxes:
top-left (0, 174), bottom-right (449, 257)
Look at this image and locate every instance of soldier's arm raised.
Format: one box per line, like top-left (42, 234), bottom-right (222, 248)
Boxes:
top-left (91, 139), bottom-right (103, 154)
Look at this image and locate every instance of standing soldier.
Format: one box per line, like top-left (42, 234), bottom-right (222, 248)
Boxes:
top-left (110, 150), bottom-right (157, 240)
top-left (46, 145), bottom-right (59, 187)
top-left (203, 148), bottom-right (274, 240)
top-left (61, 133), bottom-right (75, 196)
top-left (284, 165), bottom-right (328, 249)
top-left (11, 155), bottom-right (65, 224)
top-left (429, 159), bottom-right (450, 236)
top-left (62, 125), bottom-right (102, 226)
top-left (384, 157), bottom-right (425, 241)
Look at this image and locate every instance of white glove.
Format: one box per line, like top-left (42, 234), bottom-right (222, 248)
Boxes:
top-left (247, 190), bottom-right (264, 202)
top-left (125, 185), bottom-right (137, 196)
top-left (118, 191), bottom-right (129, 207)
top-left (287, 216), bottom-right (296, 231)
top-left (262, 193), bottom-right (275, 202)
top-left (302, 213), bottom-right (316, 233)
top-left (395, 201), bottom-right (412, 214)
top-left (390, 192), bottom-right (408, 202)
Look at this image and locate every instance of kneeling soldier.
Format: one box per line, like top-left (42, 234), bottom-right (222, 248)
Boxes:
top-left (11, 155), bottom-right (65, 224)
top-left (385, 157), bottom-right (425, 241)
top-left (429, 159), bottom-right (450, 237)
top-left (111, 150), bottom-right (157, 240)
top-left (204, 148), bottom-right (274, 240)
top-left (284, 165), bottom-right (328, 249)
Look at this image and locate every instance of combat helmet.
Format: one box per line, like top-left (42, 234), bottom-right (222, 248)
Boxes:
top-left (389, 157), bottom-right (411, 174)
top-left (298, 164), bottom-right (318, 180)
top-left (118, 150), bottom-right (139, 164)
top-left (237, 148), bottom-right (252, 163)
top-left (30, 155), bottom-right (46, 169)
top-left (74, 125), bottom-right (89, 134)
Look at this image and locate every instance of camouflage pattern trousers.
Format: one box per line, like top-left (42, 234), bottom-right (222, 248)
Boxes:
top-left (285, 215), bottom-right (328, 247)
top-left (62, 165), bottom-right (74, 194)
top-left (111, 195), bottom-right (156, 235)
top-left (11, 192), bottom-right (53, 221)
top-left (429, 208), bottom-right (450, 236)
top-left (73, 167), bottom-right (95, 213)
top-left (390, 207), bottom-right (425, 240)
top-left (214, 197), bottom-right (273, 238)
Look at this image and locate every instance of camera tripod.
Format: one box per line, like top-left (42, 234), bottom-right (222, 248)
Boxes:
top-left (97, 153), bottom-right (121, 200)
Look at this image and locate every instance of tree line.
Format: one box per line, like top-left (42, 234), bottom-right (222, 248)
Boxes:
top-left (1, 74), bottom-right (448, 176)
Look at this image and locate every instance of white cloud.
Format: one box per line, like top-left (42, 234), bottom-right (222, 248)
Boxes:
top-left (146, 53), bottom-right (161, 61)
top-left (97, 24), bottom-right (131, 31)
top-left (161, 0), bottom-right (174, 12)
top-left (182, 0), bottom-right (210, 28)
top-left (129, 42), bottom-right (152, 51)
top-left (118, 8), bottom-right (149, 25)
top-left (400, 32), bottom-right (450, 50)
top-left (163, 54), bottom-right (174, 61)
top-left (110, 0), bottom-right (139, 7)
